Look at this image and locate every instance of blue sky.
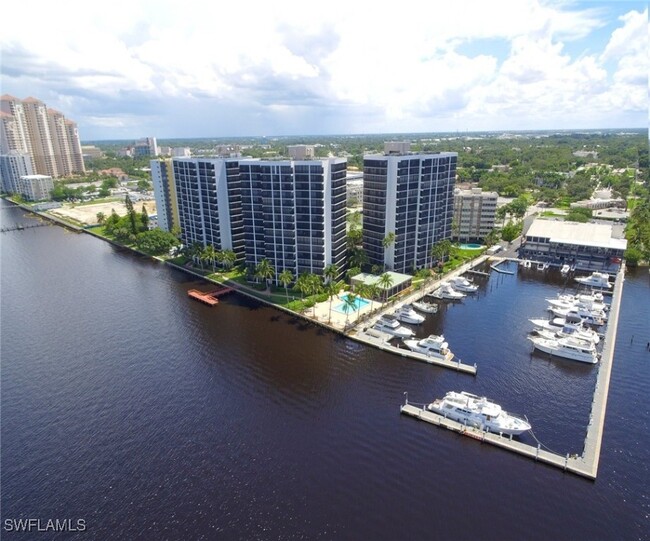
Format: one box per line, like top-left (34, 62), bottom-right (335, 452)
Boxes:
top-left (1, 0), bottom-right (647, 140)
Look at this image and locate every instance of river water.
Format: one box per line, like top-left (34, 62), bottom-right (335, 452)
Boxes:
top-left (1, 199), bottom-right (648, 540)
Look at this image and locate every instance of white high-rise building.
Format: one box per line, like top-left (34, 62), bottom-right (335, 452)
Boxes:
top-left (18, 174), bottom-right (53, 201)
top-left (363, 149), bottom-right (457, 273)
top-left (151, 158), bottom-right (179, 232)
top-left (0, 95), bottom-right (32, 156)
top-left (47, 108), bottom-right (73, 176)
top-left (0, 151), bottom-right (35, 194)
top-left (21, 97), bottom-right (58, 178)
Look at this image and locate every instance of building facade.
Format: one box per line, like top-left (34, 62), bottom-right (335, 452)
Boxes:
top-left (172, 158), bottom-right (245, 261)
top-left (18, 174), bottom-right (53, 201)
top-left (240, 158), bottom-right (347, 281)
top-left (0, 95), bottom-right (84, 178)
top-left (363, 151), bottom-right (457, 273)
top-left (453, 187), bottom-right (497, 241)
top-left (134, 137), bottom-right (159, 157)
top-left (151, 159), bottom-right (179, 232)
top-left (519, 218), bottom-right (627, 272)
top-left (287, 145), bottom-right (315, 160)
top-left (0, 151), bottom-right (35, 194)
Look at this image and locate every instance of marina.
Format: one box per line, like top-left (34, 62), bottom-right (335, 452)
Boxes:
top-left (401, 263), bottom-right (626, 479)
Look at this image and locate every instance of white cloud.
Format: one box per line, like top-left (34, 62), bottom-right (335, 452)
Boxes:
top-left (1, 0), bottom-right (646, 138)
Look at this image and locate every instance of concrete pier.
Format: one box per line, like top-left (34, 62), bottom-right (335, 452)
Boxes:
top-left (401, 263), bottom-right (626, 479)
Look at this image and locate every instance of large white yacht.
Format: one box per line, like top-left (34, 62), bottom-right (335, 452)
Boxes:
top-left (412, 300), bottom-right (438, 314)
top-left (431, 282), bottom-right (465, 300)
top-left (402, 334), bottom-right (453, 360)
top-left (427, 391), bottom-right (531, 435)
top-left (373, 315), bottom-right (414, 338)
top-left (548, 305), bottom-right (606, 326)
top-left (529, 318), bottom-right (600, 344)
top-left (394, 304), bottom-right (425, 325)
top-left (448, 276), bottom-right (479, 293)
top-left (575, 272), bottom-right (612, 289)
top-left (546, 295), bottom-right (608, 313)
top-left (528, 335), bottom-right (599, 364)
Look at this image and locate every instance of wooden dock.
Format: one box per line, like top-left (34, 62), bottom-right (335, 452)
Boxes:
top-left (187, 286), bottom-right (234, 306)
top-left (400, 263), bottom-right (626, 479)
top-left (355, 330), bottom-right (477, 375)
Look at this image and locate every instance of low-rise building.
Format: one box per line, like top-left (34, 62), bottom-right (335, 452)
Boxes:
top-left (351, 271), bottom-right (412, 299)
top-left (0, 151), bottom-right (35, 194)
top-left (519, 218), bottom-right (627, 272)
top-left (18, 174), bottom-right (53, 201)
top-left (287, 145), bottom-right (315, 160)
top-left (453, 187), bottom-right (498, 241)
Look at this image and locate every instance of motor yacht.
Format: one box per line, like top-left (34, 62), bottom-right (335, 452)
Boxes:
top-left (412, 300), bottom-right (438, 314)
top-left (448, 276), bottom-right (479, 293)
top-left (575, 272), bottom-right (612, 289)
top-left (546, 295), bottom-right (608, 313)
top-left (548, 306), bottom-right (606, 326)
top-left (560, 264), bottom-right (570, 274)
top-left (394, 304), bottom-right (425, 325)
top-left (372, 315), bottom-right (414, 338)
top-left (402, 334), bottom-right (453, 360)
top-left (431, 282), bottom-right (465, 300)
top-left (529, 318), bottom-right (600, 344)
top-left (528, 335), bottom-right (599, 364)
top-left (427, 391), bottom-right (531, 435)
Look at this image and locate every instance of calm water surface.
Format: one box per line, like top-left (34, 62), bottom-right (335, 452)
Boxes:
top-left (1, 200), bottom-right (649, 540)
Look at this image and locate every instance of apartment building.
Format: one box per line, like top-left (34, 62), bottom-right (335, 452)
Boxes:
top-left (0, 95), bottom-right (84, 180)
top-left (18, 174), bottom-right (53, 201)
top-left (150, 158), bottom-right (179, 232)
top-left (239, 158), bottom-right (347, 280)
top-left (0, 151), bottom-right (35, 194)
top-left (363, 144), bottom-right (457, 273)
top-left (453, 187), bottom-right (497, 241)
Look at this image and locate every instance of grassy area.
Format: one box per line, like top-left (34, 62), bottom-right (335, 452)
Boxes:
top-left (70, 197), bottom-right (123, 207)
top-left (540, 210), bottom-right (566, 218)
top-left (87, 225), bottom-right (109, 237)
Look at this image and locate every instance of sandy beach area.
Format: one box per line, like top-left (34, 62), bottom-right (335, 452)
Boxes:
top-left (49, 199), bottom-right (157, 226)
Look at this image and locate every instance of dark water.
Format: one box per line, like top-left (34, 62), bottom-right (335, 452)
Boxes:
top-left (2, 200), bottom-right (649, 540)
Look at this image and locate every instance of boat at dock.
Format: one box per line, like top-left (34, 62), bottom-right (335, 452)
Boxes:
top-left (431, 282), bottom-right (465, 300)
top-left (546, 295), bottom-right (608, 313)
top-left (575, 272), bottom-right (612, 289)
top-left (529, 318), bottom-right (600, 344)
top-left (426, 391), bottom-right (531, 435)
top-left (560, 264), bottom-right (570, 274)
top-left (373, 315), bottom-right (414, 338)
top-left (448, 276), bottom-right (479, 293)
top-left (412, 300), bottom-right (438, 314)
top-left (393, 304), bottom-right (425, 325)
top-left (547, 305), bottom-right (607, 326)
top-left (402, 334), bottom-right (453, 360)
top-left (527, 335), bottom-right (599, 364)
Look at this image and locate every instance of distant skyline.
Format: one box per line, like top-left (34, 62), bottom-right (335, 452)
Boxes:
top-left (2, 0), bottom-right (647, 141)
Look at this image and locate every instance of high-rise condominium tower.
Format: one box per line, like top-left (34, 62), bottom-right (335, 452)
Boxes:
top-left (363, 145), bottom-right (457, 273)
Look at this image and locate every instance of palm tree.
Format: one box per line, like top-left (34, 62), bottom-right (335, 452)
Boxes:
top-left (366, 283), bottom-right (380, 313)
top-left (203, 245), bottom-right (217, 272)
top-left (189, 242), bottom-right (204, 268)
top-left (323, 263), bottom-right (339, 285)
top-left (343, 292), bottom-right (358, 329)
top-left (378, 272), bottom-right (394, 302)
top-left (348, 247), bottom-right (368, 269)
top-left (279, 269), bottom-right (294, 304)
top-left (96, 212), bottom-right (106, 225)
top-left (293, 273), bottom-right (311, 300)
top-left (221, 249), bottom-right (237, 270)
top-left (325, 281), bottom-right (339, 323)
top-left (255, 258), bottom-right (275, 293)
top-left (382, 231), bottom-right (396, 269)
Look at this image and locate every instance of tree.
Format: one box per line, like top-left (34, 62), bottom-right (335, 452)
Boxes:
top-left (221, 249), bottom-right (237, 270)
top-left (140, 204), bottom-right (149, 230)
top-left (189, 242), bottom-right (204, 268)
top-left (124, 194), bottom-right (137, 235)
top-left (501, 220), bottom-right (523, 243)
top-left (323, 263), bottom-right (339, 284)
top-left (137, 179), bottom-right (151, 192)
top-left (203, 245), bottom-right (217, 271)
top-left (566, 207), bottom-right (592, 223)
top-left (325, 281), bottom-right (339, 323)
top-left (378, 272), bottom-right (394, 302)
top-left (485, 228), bottom-right (501, 247)
top-left (343, 292), bottom-right (358, 329)
top-left (293, 273), bottom-right (311, 299)
top-left (346, 266), bottom-right (361, 283)
top-left (96, 212), bottom-right (106, 225)
top-left (279, 269), bottom-right (294, 303)
top-left (348, 246), bottom-right (368, 268)
top-left (255, 258), bottom-right (275, 292)
top-left (135, 229), bottom-right (180, 255)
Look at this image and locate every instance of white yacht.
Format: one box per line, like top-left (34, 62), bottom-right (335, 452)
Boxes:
top-left (548, 305), bottom-right (606, 326)
top-left (427, 391), bottom-right (531, 435)
top-left (546, 295), bottom-right (608, 314)
top-left (528, 335), bottom-right (599, 364)
top-left (431, 282), bottom-right (465, 300)
top-left (412, 300), bottom-right (438, 314)
top-left (394, 304), bottom-right (425, 325)
top-left (373, 315), bottom-right (414, 338)
top-left (448, 276), bottom-right (479, 293)
top-left (402, 334), bottom-right (453, 360)
top-left (529, 318), bottom-right (600, 344)
top-left (575, 272), bottom-right (612, 289)
top-left (560, 264), bottom-right (570, 274)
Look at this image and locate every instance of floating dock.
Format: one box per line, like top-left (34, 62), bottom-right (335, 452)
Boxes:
top-left (355, 330), bottom-right (477, 375)
top-left (187, 286), bottom-right (234, 306)
top-left (401, 263), bottom-right (625, 479)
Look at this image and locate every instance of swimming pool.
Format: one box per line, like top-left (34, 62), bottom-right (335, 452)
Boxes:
top-left (459, 243), bottom-right (484, 250)
top-left (333, 294), bottom-right (370, 314)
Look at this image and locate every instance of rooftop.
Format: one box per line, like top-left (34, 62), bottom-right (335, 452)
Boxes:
top-left (351, 271), bottom-right (412, 289)
top-left (526, 218), bottom-right (627, 250)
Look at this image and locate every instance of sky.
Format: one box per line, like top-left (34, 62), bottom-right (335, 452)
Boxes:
top-left (1, 0), bottom-right (648, 141)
